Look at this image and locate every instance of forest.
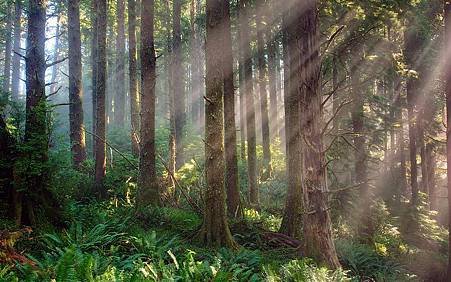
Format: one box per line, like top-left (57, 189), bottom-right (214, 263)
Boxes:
top-left (1, 0), bottom-right (451, 281)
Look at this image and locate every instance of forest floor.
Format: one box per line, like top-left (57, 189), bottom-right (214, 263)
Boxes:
top-left (0, 198), bottom-right (448, 281)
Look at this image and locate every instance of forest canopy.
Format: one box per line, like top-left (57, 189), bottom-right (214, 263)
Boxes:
top-left (0, 0), bottom-right (451, 281)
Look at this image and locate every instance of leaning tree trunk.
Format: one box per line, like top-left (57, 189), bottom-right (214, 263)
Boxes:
top-left (137, 0), bottom-right (159, 206)
top-left (115, 0), bottom-right (126, 126)
top-left (11, 0), bottom-right (22, 100)
top-left (3, 3), bottom-right (13, 92)
top-left (223, 0), bottom-right (241, 218)
top-left (128, 0), bottom-right (139, 156)
top-left (198, 0), bottom-right (236, 248)
top-left (256, 0), bottom-right (272, 180)
top-left (240, 0), bottom-right (259, 206)
top-left (297, 0), bottom-right (340, 269)
top-left (94, 0), bottom-right (107, 198)
top-left (279, 6), bottom-right (302, 239)
top-left (68, 0), bottom-right (87, 169)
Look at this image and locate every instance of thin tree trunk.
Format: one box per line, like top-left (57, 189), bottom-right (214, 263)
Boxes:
top-left (94, 0), bottom-right (108, 198)
top-left (256, 0), bottom-right (272, 180)
top-left (115, 0), bottom-right (126, 126)
top-left (404, 25), bottom-right (420, 205)
top-left (173, 0), bottom-right (185, 169)
top-left (198, 0), bottom-right (236, 248)
top-left (3, 3), bottom-right (13, 92)
top-left (238, 6), bottom-right (246, 160)
top-left (128, 0), bottom-right (139, 156)
top-left (444, 1), bottom-right (451, 278)
top-left (91, 0), bottom-right (98, 154)
top-left (68, 0), bottom-right (87, 169)
top-left (11, 0), bottom-right (22, 100)
top-left (297, 0), bottom-right (340, 269)
top-left (240, 0), bottom-right (258, 206)
top-left (223, 0), bottom-right (241, 219)
top-left (426, 143), bottom-right (436, 210)
top-left (137, 0), bottom-right (159, 206)
top-left (350, 45), bottom-right (371, 240)
top-left (50, 13), bottom-right (61, 95)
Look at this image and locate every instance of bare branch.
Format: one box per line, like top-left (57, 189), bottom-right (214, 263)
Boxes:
top-left (46, 57), bottom-right (68, 69)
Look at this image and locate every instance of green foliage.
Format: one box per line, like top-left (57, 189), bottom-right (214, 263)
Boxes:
top-left (264, 259), bottom-right (350, 282)
top-left (336, 239), bottom-right (406, 281)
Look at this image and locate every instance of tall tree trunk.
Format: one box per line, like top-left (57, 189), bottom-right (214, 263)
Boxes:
top-left (94, 0), bottom-right (107, 198)
top-left (3, 3), bottom-right (13, 93)
top-left (297, 0), bottom-right (340, 269)
top-left (115, 0), bottom-right (126, 126)
top-left (189, 0), bottom-right (202, 133)
top-left (11, 0), bottom-right (22, 100)
top-left (137, 0), bottom-right (159, 206)
top-left (22, 0), bottom-right (51, 226)
top-left (240, 0), bottom-right (258, 206)
top-left (238, 6), bottom-right (246, 160)
top-left (444, 1), bottom-right (451, 279)
top-left (426, 143), bottom-right (436, 210)
top-left (49, 13), bottom-right (61, 95)
top-left (198, 0), bottom-right (236, 248)
top-left (68, 0), bottom-right (87, 169)
top-left (223, 0), bottom-right (241, 218)
top-left (404, 25), bottom-right (420, 205)
top-left (162, 0), bottom-right (175, 190)
top-left (279, 6), bottom-right (302, 239)
top-left (350, 45), bottom-right (371, 240)
top-left (128, 0), bottom-right (139, 156)
top-left (267, 13), bottom-right (279, 142)
top-left (91, 0), bottom-right (98, 154)
top-left (173, 0), bottom-right (185, 169)
top-left (256, 0), bottom-right (272, 180)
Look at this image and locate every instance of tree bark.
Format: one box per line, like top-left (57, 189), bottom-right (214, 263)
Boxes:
top-left (404, 25), bottom-right (421, 205)
top-left (91, 0), bottom-right (98, 154)
top-left (199, 0), bottom-right (236, 248)
top-left (296, 0), bottom-right (340, 269)
top-left (3, 3), bottom-right (13, 93)
top-left (444, 1), bottom-right (451, 279)
top-left (222, 0), bottom-right (241, 219)
top-left (49, 13), bottom-right (61, 96)
top-left (267, 7), bottom-right (279, 142)
top-left (240, 0), bottom-right (258, 206)
top-left (11, 0), bottom-right (22, 100)
top-left (115, 0), bottom-right (126, 126)
top-left (173, 0), bottom-right (185, 169)
top-left (128, 0), bottom-right (139, 156)
top-left (94, 0), bottom-right (107, 198)
top-left (279, 6), bottom-right (302, 239)
top-left (350, 44), bottom-right (371, 240)
top-left (237, 5), bottom-right (246, 160)
top-left (137, 0), bottom-right (159, 206)
top-left (256, 0), bottom-right (272, 181)
top-left (68, 0), bottom-right (87, 169)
